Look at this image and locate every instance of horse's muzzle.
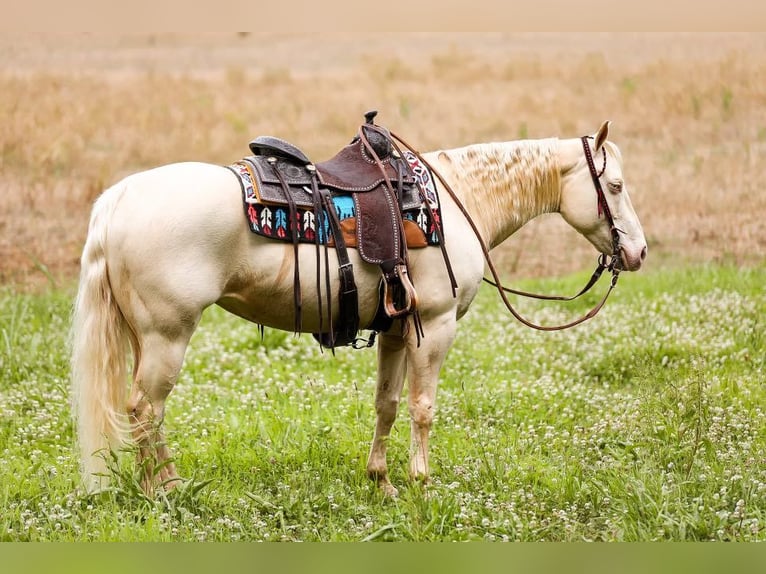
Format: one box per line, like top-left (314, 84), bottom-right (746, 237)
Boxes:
top-left (618, 245), bottom-right (647, 272)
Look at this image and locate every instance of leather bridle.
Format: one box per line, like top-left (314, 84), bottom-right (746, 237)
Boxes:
top-left (389, 130), bottom-right (623, 332)
top-left (582, 135), bottom-right (623, 267)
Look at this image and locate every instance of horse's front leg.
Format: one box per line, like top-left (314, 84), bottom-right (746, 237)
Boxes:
top-left (406, 314), bottom-right (456, 483)
top-left (367, 329), bottom-right (407, 497)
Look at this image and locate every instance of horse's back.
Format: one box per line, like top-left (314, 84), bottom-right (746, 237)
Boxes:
top-left (118, 161), bottom-right (240, 214)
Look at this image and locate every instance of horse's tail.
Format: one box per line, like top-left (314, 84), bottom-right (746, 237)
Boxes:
top-left (70, 180), bottom-right (132, 491)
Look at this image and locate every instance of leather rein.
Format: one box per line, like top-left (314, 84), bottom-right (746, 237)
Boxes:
top-left (388, 131), bottom-right (623, 332)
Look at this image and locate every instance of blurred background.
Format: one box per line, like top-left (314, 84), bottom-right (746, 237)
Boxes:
top-left (1, 33), bottom-right (764, 289)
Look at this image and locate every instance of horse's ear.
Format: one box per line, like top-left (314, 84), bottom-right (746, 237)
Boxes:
top-left (594, 120), bottom-right (611, 151)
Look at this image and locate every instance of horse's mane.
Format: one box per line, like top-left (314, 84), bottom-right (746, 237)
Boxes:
top-left (441, 138), bottom-right (561, 245)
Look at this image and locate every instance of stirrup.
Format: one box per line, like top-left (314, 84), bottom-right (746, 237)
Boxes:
top-left (382, 264), bottom-right (418, 318)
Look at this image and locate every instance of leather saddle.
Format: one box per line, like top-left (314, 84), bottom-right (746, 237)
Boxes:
top-left (242, 111), bottom-right (423, 348)
top-left (246, 131), bottom-right (421, 210)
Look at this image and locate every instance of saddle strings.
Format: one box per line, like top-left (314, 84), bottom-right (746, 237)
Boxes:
top-left (387, 129), bottom-right (621, 332)
top-left (309, 173), bottom-right (328, 347)
top-left (270, 163), bottom-right (303, 333)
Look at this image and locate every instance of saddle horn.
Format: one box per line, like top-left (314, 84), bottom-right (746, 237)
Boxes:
top-left (364, 110), bottom-right (378, 125)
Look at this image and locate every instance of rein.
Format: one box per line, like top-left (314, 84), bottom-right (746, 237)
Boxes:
top-left (388, 130), bottom-right (622, 332)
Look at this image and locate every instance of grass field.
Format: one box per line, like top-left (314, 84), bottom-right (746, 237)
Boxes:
top-left (1, 33), bottom-right (765, 542)
top-left (1, 264), bottom-right (764, 541)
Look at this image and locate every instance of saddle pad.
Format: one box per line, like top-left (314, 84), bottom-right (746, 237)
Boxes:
top-left (238, 194), bottom-right (442, 247)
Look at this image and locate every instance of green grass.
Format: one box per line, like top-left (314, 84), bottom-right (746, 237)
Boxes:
top-left (1, 264), bottom-right (765, 541)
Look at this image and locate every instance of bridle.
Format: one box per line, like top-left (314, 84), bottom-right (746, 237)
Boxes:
top-left (582, 135), bottom-right (623, 267)
top-left (388, 130), bottom-right (623, 332)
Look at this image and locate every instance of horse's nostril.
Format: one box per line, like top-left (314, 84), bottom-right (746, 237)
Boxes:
top-left (640, 246), bottom-right (648, 260)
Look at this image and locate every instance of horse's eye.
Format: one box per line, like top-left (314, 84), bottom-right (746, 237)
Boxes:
top-left (607, 181), bottom-right (623, 194)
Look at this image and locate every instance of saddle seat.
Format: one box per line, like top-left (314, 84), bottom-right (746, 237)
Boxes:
top-left (246, 130), bottom-right (417, 207)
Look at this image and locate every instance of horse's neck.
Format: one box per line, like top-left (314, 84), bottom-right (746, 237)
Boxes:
top-left (435, 138), bottom-right (562, 248)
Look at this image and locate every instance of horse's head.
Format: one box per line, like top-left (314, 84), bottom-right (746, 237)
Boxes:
top-left (559, 121), bottom-right (647, 271)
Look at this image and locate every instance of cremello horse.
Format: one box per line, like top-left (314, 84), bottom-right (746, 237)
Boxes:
top-left (71, 120), bottom-right (646, 496)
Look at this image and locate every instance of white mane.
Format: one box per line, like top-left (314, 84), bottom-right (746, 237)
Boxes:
top-left (441, 139), bottom-right (561, 247)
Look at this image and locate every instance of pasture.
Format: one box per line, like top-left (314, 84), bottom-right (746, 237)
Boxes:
top-left (1, 33), bottom-right (765, 541)
top-left (1, 265), bottom-right (765, 541)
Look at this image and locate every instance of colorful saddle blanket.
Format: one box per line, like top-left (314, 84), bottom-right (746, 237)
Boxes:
top-left (229, 151), bottom-right (442, 248)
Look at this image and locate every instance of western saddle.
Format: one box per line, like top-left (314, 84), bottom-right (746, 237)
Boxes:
top-left (243, 111), bottom-right (433, 348)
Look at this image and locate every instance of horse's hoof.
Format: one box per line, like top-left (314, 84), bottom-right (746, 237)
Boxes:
top-left (379, 481), bottom-right (399, 498)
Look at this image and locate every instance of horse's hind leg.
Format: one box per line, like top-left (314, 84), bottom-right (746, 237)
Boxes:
top-left (367, 330), bottom-right (407, 497)
top-left (128, 327), bottom-right (196, 493)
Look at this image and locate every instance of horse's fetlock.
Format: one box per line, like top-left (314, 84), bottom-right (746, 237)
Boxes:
top-left (366, 467), bottom-right (384, 481)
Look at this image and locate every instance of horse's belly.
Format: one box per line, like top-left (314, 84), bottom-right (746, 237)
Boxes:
top-left (217, 241), bottom-right (384, 333)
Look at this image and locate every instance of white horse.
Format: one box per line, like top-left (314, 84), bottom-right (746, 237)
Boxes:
top-left (71, 120), bottom-right (646, 496)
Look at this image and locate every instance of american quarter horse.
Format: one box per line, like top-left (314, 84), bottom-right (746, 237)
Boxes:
top-left (71, 120), bottom-right (647, 496)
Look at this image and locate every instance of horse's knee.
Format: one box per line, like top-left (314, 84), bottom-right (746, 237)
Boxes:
top-left (375, 396), bottom-right (399, 420)
top-left (409, 398), bottom-right (434, 429)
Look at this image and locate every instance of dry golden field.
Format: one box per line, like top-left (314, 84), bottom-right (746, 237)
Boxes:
top-left (1, 33), bottom-right (765, 289)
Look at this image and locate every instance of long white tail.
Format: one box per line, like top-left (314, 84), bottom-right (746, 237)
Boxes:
top-left (70, 181), bottom-right (132, 491)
